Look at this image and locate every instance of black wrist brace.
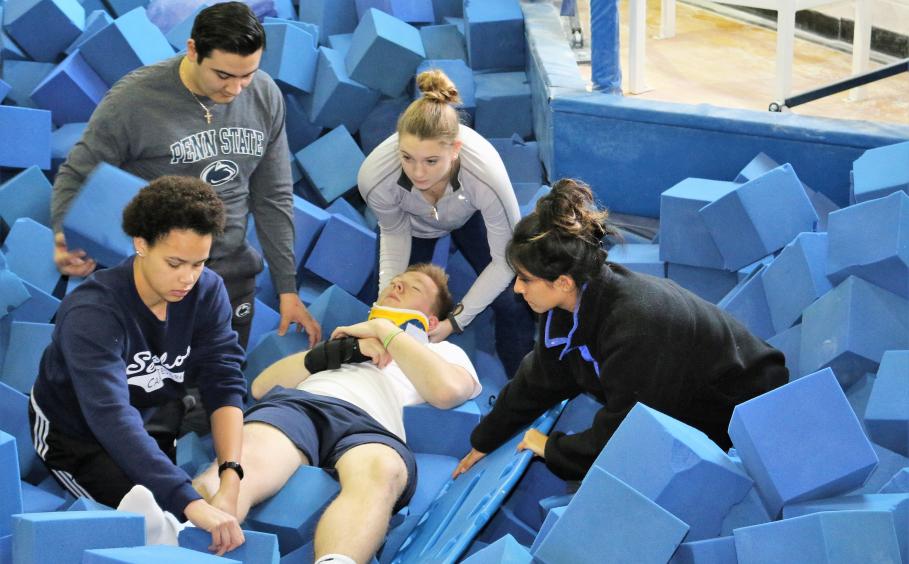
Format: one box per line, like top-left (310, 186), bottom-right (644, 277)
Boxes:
top-left (304, 337), bottom-right (370, 374)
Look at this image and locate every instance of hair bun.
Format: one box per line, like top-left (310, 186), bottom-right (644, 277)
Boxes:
top-left (535, 179), bottom-right (616, 245)
top-left (416, 69), bottom-right (462, 105)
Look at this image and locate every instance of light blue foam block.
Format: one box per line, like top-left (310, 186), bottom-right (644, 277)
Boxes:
top-left (179, 527), bottom-right (280, 564)
top-left (295, 125), bottom-right (366, 203)
top-left (30, 50), bottom-right (107, 126)
top-left (0, 104), bottom-right (52, 170)
top-left (762, 232), bottom-right (832, 333)
top-left (304, 47), bottom-right (381, 131)
top-left (0, 270), bottom-right (29, 319)
top-left (50, 122), bottom-right (88, 172)
top-left (0, 381), bottom-right (42, 479)
top-left (864, 350), bottom-right (909, 457)
top-left (283, 93), bottom-right (323, 153)
top-left (416, 59), bottom-right (475, 122)
top-left (2, 0), bottom-right (84, 62)
top-left (720, 481), bottom-right (771, 536)
top-left (717, 262), bottom-right (774, 339)
top-left (594, 403), bottom-right (753, 540)
top-left (0, 78), bottom-right (10, 104)
top-left (248, 194), bottom-right (331, 271)
top-left (0, 165), bottom-right (51, 231)
top-left (607, 244), bottom-right (665, 277)
top-left (420, 23), bottom-right (466, 61)
top-left (826, 190), bottom-right (909, 299)
top-left (65, 497), bottom-right (113, 511)
top-left (305, 283), bottom-right (371, 339)
top-left (164, 4), bottom-right (203, 51)
top-left (0, 430), bottom-right (23, 536)
top-left (659, 178), bottom-right (739, 269)
top-left (461, 534), bottom-right (532, 563)
top-left (356, 0), bottom-right (434, 23)
top-left (21, 480), bottom-right (67, 512)
top-left (403, 400), bottom-right (480, 458)
top-left (327, 32), bottom-right (353, 55)
top-left (84, 545), bottom-right (241, 563)
top-left (264, 18), bottom-right (320, 50)
top-left (326, 197), bottom-right (367, 228)
top-left (345, 8), bottom-right (425, 97)
top-left (489, 135), bottom-right (542, 184)
top-left (9, 279), bottom-right (60, 324)
top-left (298, 0), bottom-right (358, 45)
top-left (767, 323), bottom-right (801, 381)
top-left (474, 71), bottom-right (532, 139)
top-left (0, 321), bottom-right (53, 394)
top-left (852, 141), bottom-right (909, 203)
top-left (261, 22), bottom-right (318, 94)
top-left (1, 218), bottom-right (59, 295)
top-left (0, 59), bottom-right (55, 109)
top-left (514, 183), bottom-right (550, 218)
top-left (880, 468), bottom-right (909, 494)
top-left (295, 270), bottom-right (333, 306)
top-left (248, 298), bottom-right (281, 352)
top-left (175, 431), bottom-right (214, 477)
top-left (734, 510), bottom-right (901, 564)
top-left (666, 262), bottom-right (739, 304)
top-left (304, 213), bottom-right (375, 295)
top-left (12, 510), bottom-right (146, 563)
top-left (798, 276), bottom-right (909, 389)
top-left (463, 0), bottom-right (524, 72)
top-left (358, 96), bottom-right (409, 156)
top-left (700, 164), bottom-right (818, 271)
top-left (529, 506), bottom-right (565, 554)
top-left (62, 162), bottom-right (145, 268)
top-left (668, 536), bottom-right (737, 564)
top-left (728, 367), bottom-right (879, 518)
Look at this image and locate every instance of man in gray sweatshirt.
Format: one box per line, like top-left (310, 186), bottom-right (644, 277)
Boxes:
top-left (51, 2), bottom-right (321, 351)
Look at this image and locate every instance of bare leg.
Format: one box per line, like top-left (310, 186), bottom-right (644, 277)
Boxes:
top-left (313, 443), bottom-right (408, 564)
top-left (193, 422), bottom-right (308, 522)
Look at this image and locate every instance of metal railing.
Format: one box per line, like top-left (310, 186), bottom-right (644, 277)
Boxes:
top-left (769, 58), bottom-right (909, 112)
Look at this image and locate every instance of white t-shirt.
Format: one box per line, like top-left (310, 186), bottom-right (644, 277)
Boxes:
top-left (297, 341), bottom-right (481, 441)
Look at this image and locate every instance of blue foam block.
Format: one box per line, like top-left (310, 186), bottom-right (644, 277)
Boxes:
top-left (762, 232), bottom-right (832, 333)
top-left (0, 104), bottom-right (52, 170)
top-left (358, 96), bottom-right (409, 156)
top-left (798, 276), bottom-right (909, 388)
top-left (659, 178), bottom-right (739, 269)
top-left (594, 403), bottom-right (752, 540)
top-left (720, 481), bottom-right (771, 535)
top-left (0, 381), bottom-right (42, 479)
top-left (463, 0), bottom-right (524, 72)
top-left (1, 16), bottom-right (28, 62)
top-left (513, 183), bottom-right (550, 218)
top-left (357, 0), bottom-right (434, 23)
top-left (529, 506), bottom-right (565, 554)
top-left (9, 279), bottom-right (60, 323)
top-left (305, 47), bottom-right (381, 131)
top-left (345, 8), bottom-right (425, 97)
top-left (0, 430), bottom-right (23, 536)
top-left (489, 135), bottom-right (542, 184)
top-left (0, 321), bottom-right (53, 394)
top-left (2, 0), bottom-right (84, 62)
top-left (305, 284), bottom-right (370, 338)
top-left (419, 23), bottom-right (466, 61)
top-left (826, 190), bottom-right (909, 299)
top-left (79, 7), bottom-right (174, 87)
top-left (326, 197), bottom-right (367, 228)
top-left (881, 468), bottom-right (909, 494)
top-left (852, 141), bottom-right (909, 203)
top-left (327, 32), bottom-right (353, 55)
top-left (295, 270), bottom-right (332, 306)
top-left (416, 59), bottom-right (475, 122)
top-left (304, 214), bottom-right (376, 295)
top-left (242, 330), bottom-right (310, 392)
top-left (717, 263), bottom-right (774, 340)
top-left (30, 50), bottom-right (107, 126)
top-left (403, 401), bottom-right (480, 458)
top-left (12, 510), bottom-right (145, 562)
top-left (164, 5), bottom-right (203, 51)
top-left (0, 534), bottom-right (10, 562)
top-left (66, 497), bottom-right (113, 511)
top-left (668, 536), bottom-right (737, 564)
top-left (0, 270), bottom-right (29, 318)
top-left (284, 93), bottom-right (323, 153)
top-left (767, 323), bottom-right (802, 380)
top-left (298, 0), bottom-right (358, 45)
top-left (864, 350), bottom-right (909, 457)
top-left (248, 298), bottom-right (281, 351)
top-left (461, 534), bottom-right (531, 563)
top-left (245, 466), bottom-right (340, 555)
top-left (1, 218), bottom-right (59, 295)
top-left (474, 71), bottom-right (532, 139)
top-left (105, 0), bottom-right (145, 18)
top-left (0, 166), bottom-right (51, 231)
top-left (443, 16), bottom-right (464, 34)
top-left (666, 262), bottom-right (738, 304)
top-left (533, 467), bottom-right (688, 564)
top-left (728, 367), bottom-right (879, 517)
top-left (84, 545), bottom-right (241, 563)
top-left (62, 162), bottom-right (145, 268)
top-left (175, 431), bottom-right (214, 477)
top-left (734, 510), bottom-right (901, 564)
top-left (264, 18), bottom-right (320, 50)
top-left (179, 527), bottom-right (280, 563)
top-left (0, 79), bottom-right (10, 102)
top-left (0, 59), bottom-right (55, 108)
top-left (261, 23), bottom-right (318, 94)
top-left (700, 164), bottom-right (818, 271)
top-left (22, 480), bottom-right (67, 512)
top-left (50, 122), bottom-right (88, 172)
top-left (249, 194), bottom-right (330, 271)
top-left (295, 126), bottom-right (366, 203)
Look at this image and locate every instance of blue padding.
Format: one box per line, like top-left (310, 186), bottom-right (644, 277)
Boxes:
top-left (78, 7), bottom-right (174, 87)
top-left (30, 50), bottom-right (107, 126)
top-left (717, 263), bottom-right (774, 340)
top-left (533, 467), bottom-right (688, 564)
top-left (767, 323), bottom-right (801, 381)
top-left (2, 0), bottom-right (84, 62)
top-left (826, 190), bottom-right (909, 299)
top-left (9, 279), bottom-right (60, 324)
top-left (62, 162), bottom-right (145, 268)
top-left (845, 372), bottom-right (875, 433)
top-left (296, 270), bottom-right (333, 306)
top-left (179, 527), bottom-right (280, 563)
top-left (666, 263), bottom-right (738, 304)
top-left (864, 350), bottom-right (909, 457)
top-left (298, 0), bottom-right (358, 45)
top-left (443, 16), bottom-right (464, 34)
top-left (296, 125), bottom-right (366, 203)
top-left (13, 511), bottom-right (144, 562)
top-left (242, 331), bottom-right (310, 393)
top-left (529, 506), bottom-right (564, 554)
top-left (1, 218), bottom-right (59, 295)
top-left (419, 24), bottom-right (466, 62)
top-left (0, 79), bottom-right (10, 102)
top-left (798, 276), bottom-right (909, 388)
top-left (51, 122), bottom-right (88, 172)
top-left (261, 23), bottom-right (318, 94)
top-left (733, 510), bottom-right (901, 563)
top-left (84, 545), bottom-right (241, 563)
top-left (304, 214), bottom-right (376, 295)
top-left (461, 534), bottom-right (531, 563)
top-left (488, 135), bottom-right (542, 184)
top-left (734, 151), bottom-right (780, 183)
top-left (326, 197), bottom-right (367, 228)
top-left (66, 497), bottom-right (113, 511)
top-left (0, 166), bottom-right (51, 231)
top-left (22, 481), bottom-right (67, 512)
top-left (264, 18), bottom-right (320, 50)
top-left (0, 430), bottom-right (23, 536)
top-left (305, 47), bottom-right (381, 132)
top-left (594, 403), bottom-right (752, 541)
top-left (720, 481), bottom-right (771, 536)
top-left (359, 96), bottom-right (410, 156)
top-left (728, 367), bottom-right (879, 518)
top-left (164, 5), bottom-right (203, 51)
top-left (881, 468), bottom-right (909, 494)
top-left (668, 536), bottom-right (737, 564)
top-left (245, 465), bottom-right (340, 555)
top-left (175, 431), bottom-right (214, 478)
top-left (402, 401), bottom-right (480, 458)
top-left (463, 0), bottom-right (524, 72)
top-left (305, 284), bottom-right (371, 339)
top-left (762, 232), bottom-right (831, 333)
top-left (858, 444), bottom-right (909, 495)
top-left (416, 59), bottom-right (475, 123)
top-left (0, 60), bottom-right (55, 108)
top-left (248, 298), bottom-right (281, 352)
top-left (514, 183), bottom-right (550, 218)
top-left (0, 104), bottom-right (52, 169)
top-left (389, 405), bottom-right (563, 563)
top-left (0, 270), bottom-right (30, 318)
top-left (0, 382), bottom-right (43, 479)
top-left (659, 178), bottom-right (738, 269)
top-left (852, 141), bottom-right (909, 203)
top-left (248, 194), bottom-right (330, 272)
top-left (327, 32), bottom-right (353, 55)
top-left (345, 8), bottom-right (425, 97)
top-left (356, 0), bottom-right (434, 23)
top-left (284, 93), bottom-right (324, 153)
top-left (0, 321), bottom-right (53, 394)
top-left (408, 453), bottom-right (459, 518)
top-left (473, 71), bottom-right (531, 139)
top-left (608, 244), bottom-right (664, 277)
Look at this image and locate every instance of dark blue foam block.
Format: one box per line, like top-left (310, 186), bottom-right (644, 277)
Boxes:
top-left (245, 466), bottom-right (340, 555)
top-left (248, 298), bottom-right (281, 352)
top-left (13, 511), bottom-right (145, 562)
top-left (261, 23), bottom-right (318, 94)
top-left (668, 536), bottom-right (737, 564)
top-left (0, 166), bottom-right (51, 232)
top-left (0, 104), bottom-right (52, 170)
top-left (533, 467), bottom-right (688, 564)
top-left (175, 431), bottom-right (214, 478)
top-left (1, 11), bottom-right (29, 62)
top-left (881, 468), bottom-right (909, 494)
top-left (728, 367), bottom-right (879, 518)
top-left (864, 350), bottom-right (909, 457)
top-left (700, 164), bottom-right (818, 271)
top-left (79, 7), bottom-right (174, 87)
top-left (359, 96), bottom-right (409, 156)
top-left (9, 279), bottom-right (60, 324)
top-left (768, 323), bottom-right (801, 381)
top-left (798, 276), bottom-right (909, 389)
top-left (345, 8), bottom-right (425, 97)
top-left (326, 197), bottom-right (367, 228)
top-left (242, 331), bottom-right (310, 393)
top-left (284, 93), bottom-right (323, 153)
top-left (296, 126), bottom-right (366, 203)
top-left (62, 162), bottom-right (145, 269)
top-left (463, 0), bottom-right (524, 72)
top-left (66, 497), bottom-right (113, 511)
top-left (826, 190), bottom-right (909, 299)
top-left (473, 71), bottom-right (531, 140)
top-left (304, 47), bottom-right (381, 132)
top-left (734, 510), bottom-right (901, 564)
top-left (1, 218), bottom-right (59, 295)
top-left (296, 269), bottom-right (333, 306)
top-left (489, 135), bottom-right (542, 184)
top-left (762, 232), bottom-right (832, 333)
top-left (0, 321), bottom-right (53, 394)
top-left (0, 381), bottom-right (43, 479)
top-left (85, 545), bottom-right (241, 563)
top-left (717, 263), bottom-right (774, 340)
top-left (248, 194), bottom-right (330, 271)
top-left (666, 263), bottom-right (738, 304)
top-left (416, 59), bottom-right (475, 123)
top-left (659, 178), bottom-right (739, 269)
top-left (390, 405), bottom-right (563, 564)
top-left (357, 0), bottom-right (434, 23)
top-left (852, 141), bottom-right (909, 203)
top-left (30, 50), bottom-right (107, 126)
top-left (305, 284), bottom-right (370, 339)
top-left (420, 24), bottom-right (466, 61)
top-left (179, 527), bottom-right (280, 564)
top-left (403, 401), bottom-right (480, 458)
top-left (0, 60), bottom-right (55, 109)
top-left (474, 507), bottom-right (537, 550)
top-left (298, 0), bottom-right (358, 45)
top-left (0, 270), bottom-right (30, 318)
top-left (51, 122), bottom-right (88, 172)
top-left (2, 0), bottom-right (84, 62)
top-left (0, 430), bottom-right (23, 536)
top-left (461, 534), bottom-right (531, 563)
top-left (594, 403), bottom-right (752, 541)
top-left (304, 213), bottom-right (376, 295)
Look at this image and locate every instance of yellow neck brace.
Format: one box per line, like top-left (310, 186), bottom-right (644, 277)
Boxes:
top-left (368, 304), bottom-right (430, 332)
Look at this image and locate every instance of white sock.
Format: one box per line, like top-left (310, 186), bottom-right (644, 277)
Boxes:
top-left (315, 554), bottom-right (357, 564)
top-left (117, 484), bottom-right (187, 545)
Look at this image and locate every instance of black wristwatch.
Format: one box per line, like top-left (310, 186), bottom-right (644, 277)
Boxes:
top-left (218, 461), bottom-right (244, 480)
top-left (449, 303), bottom-right (464, 334)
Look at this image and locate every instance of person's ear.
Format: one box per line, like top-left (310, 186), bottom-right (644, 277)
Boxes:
top-left (133, 237), bottom-right (148, 258)
top-left (427, 314), bottom-right (440, 332)
top-left (451, 139), bottom-right (463, 160)
top-left (555, 274), bottom-right (575, 293)
top-left (185, 39), bottom-right (199, 63)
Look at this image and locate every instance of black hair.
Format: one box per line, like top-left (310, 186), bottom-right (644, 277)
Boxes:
top-left (191, 2), bottom-right (266, 61)
top-left (122, 176), bottom-right (225, 245)
top-left (506, 178), bottom-right (620, 286)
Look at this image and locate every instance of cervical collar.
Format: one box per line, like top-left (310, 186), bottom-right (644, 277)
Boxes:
top-left (368, 304), bottom-right (430, 333)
